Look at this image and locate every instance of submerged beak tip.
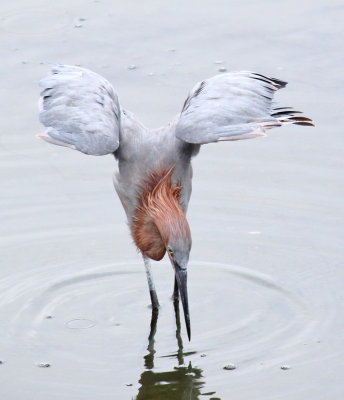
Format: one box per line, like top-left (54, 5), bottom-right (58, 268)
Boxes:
top-left (187, 327), bottom-right (191, 341)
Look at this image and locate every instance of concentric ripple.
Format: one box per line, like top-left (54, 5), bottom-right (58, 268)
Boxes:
top-left (0, 258), bottom-right (318, 367)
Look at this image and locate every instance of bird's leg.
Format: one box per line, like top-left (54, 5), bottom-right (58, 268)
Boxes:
top-left (172, 275), bottom-right (179, 302)
top-left (143, 256), bottom-right (160, 310)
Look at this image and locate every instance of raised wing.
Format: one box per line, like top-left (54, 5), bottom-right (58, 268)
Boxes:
top-left (175, 71), bottom-right (313, 144)
top-left (38, 65), bottom-right (120, 156)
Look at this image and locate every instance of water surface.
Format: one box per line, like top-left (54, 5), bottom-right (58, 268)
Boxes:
top-left (0, 0), bottom-right (343, 399)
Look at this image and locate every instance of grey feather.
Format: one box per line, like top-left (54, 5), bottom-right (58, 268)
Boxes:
top-left (175, 71), bottom-right (313, 144)
top-left (38, 64), bottom-right (120, 155)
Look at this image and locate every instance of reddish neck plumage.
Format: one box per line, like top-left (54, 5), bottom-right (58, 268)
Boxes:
top-left (131, 168), bottom-right (190, 261)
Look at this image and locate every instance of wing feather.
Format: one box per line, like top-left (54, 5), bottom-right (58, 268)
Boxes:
top-left (175, 71), bottom-right (313, 144)
top-left (38, 65), bottom-right (120, 156)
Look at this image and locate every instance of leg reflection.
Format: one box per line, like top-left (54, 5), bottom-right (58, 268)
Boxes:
top-left (135, 299), bottom-right (206, 400)
top-left (144, 308), bottom-right (159, 370)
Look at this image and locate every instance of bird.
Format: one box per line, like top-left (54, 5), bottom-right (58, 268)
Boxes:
top-left (37, 64), bottom-right (314, 340)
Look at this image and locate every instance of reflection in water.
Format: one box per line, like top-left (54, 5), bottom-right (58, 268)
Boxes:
top-left (136, 364), bottom-right (204, 400)
top-left (135, 300), bottom-right (220, 400)
top-left (143, 308), bottom-right (159, 370)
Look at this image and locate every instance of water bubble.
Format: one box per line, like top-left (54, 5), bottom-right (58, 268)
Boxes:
top-left (73, 18), bottom-right (84, 28)
top-left (37, 362), bottom-right (50, 368)
top-left (223, 363), bottom-right (236, 370)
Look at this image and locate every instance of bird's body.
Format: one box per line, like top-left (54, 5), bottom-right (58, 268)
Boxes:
top-left (37, 65), bottom-right (314, 339)
top-left (114, 111), bottom-right (195, 223)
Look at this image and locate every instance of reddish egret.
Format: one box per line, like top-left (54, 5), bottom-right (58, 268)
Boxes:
top-left (37, 65), bottom-right (313, 339)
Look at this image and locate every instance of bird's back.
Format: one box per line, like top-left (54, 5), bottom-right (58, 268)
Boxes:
top-left (113, 111), bottom-right (196, 223)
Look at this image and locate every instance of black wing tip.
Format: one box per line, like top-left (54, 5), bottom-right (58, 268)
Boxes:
top-left (271, 107), bottom-right (315, 127)
top-left (293, 121), bottom-right (315, 127)
top-left (270, 77), bottom-right (288, 88)
top-left (252, 73), bottom-right (288, 89)
top-left (287, 116), bottom-right (315, 126)
top-left (271, 110), bottom-right (302, 118)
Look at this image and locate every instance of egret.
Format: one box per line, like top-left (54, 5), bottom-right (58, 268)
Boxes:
top-left (37, 65), bottom-right (313, 340)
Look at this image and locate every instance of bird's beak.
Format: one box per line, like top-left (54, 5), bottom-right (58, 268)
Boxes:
top-left (174, 262), bottom-right (191, 340)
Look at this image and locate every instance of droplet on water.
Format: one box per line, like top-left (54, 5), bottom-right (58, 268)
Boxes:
top-left (128, 65), bottom-right (137, 70)
top-left (37, 362), bottom-right (51, 368)
top-left (73, 18), bottom-right (84, 28)
top-left (223, 363), bottom-right (236, 370)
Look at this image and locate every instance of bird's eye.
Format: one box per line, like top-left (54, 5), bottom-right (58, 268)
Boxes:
top-left (167, 247), bottom-right (174, 256)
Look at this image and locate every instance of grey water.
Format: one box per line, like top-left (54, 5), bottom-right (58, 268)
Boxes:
top-left (0, 0), bottom-right (343, 399)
